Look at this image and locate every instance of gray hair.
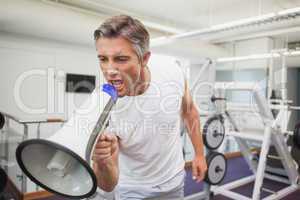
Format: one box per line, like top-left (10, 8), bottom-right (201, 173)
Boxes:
top-left (94, 15), bottom-right (150, 62)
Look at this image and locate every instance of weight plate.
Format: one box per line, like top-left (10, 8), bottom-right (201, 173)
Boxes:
top-left (0, 113), bottom-right (4, 130)
top-left (203, 115), bottom-right (225, 150)
top-left (205, 152), bottom-right (227, 185)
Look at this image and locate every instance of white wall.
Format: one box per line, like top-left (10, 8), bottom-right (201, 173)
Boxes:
top-left (0, 31), bottom-right (102, 192)
top-left (0, 32), bottom-right (102, 120)
top-left (218, 37), bottom-right (273, 70)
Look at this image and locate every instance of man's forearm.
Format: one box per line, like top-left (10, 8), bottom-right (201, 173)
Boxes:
top-left (183, 108), bottom-right (205, 157)
top-left (93, 159), bottom-right (119, 192)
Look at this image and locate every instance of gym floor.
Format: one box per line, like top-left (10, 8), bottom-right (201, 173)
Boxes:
top-left (41, 156), bottom-right (300, 200)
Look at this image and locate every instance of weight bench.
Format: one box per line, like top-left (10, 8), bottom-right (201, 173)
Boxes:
top-left (211, 82), bottom-right (299, 200)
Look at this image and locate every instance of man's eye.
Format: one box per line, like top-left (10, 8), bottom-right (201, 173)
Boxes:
top-left (116, 57), bottom-right (129, 62)
top-left (99, 58), bottom-right (107, 62)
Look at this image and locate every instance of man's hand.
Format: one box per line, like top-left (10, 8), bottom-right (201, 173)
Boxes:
top-left (92, 133), bottom-right (118, 165)
top-left (192, 155), bottom-right (207, 183)
top-left (92, 132), bottom-right (119, 192)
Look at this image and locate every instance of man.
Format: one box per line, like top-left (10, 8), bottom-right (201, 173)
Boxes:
top-left (92, 15), bottom-right (207, 200)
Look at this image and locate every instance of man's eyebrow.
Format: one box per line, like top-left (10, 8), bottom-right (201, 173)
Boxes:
top-left (97, 51), bottom-right (124, 58)
top-left (116, 55), bottom-right (130, 58)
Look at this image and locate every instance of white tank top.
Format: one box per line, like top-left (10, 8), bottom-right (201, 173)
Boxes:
top-left (107, 61), bottom-right (185, 187)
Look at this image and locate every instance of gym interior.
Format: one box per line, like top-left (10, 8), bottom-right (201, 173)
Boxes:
top-left (1, 0), bottom-right (300, 200)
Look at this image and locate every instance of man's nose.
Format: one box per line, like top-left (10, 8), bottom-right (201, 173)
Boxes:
top-left (106, 66), bottom-right (119, 77)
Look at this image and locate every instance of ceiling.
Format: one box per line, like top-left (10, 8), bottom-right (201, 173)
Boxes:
top-left (1, 0), bottom-right (300, 61)
top-left (66, 0), bottom-right (300, 32)
top-left (38, 0), bottom-right (300, 46)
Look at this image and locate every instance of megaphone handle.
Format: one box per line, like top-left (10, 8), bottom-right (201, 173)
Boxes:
top-left (85, 98), bottom-right (116, 164)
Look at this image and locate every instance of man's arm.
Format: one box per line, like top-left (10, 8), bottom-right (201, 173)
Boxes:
top-left (92, 134), bottom-right (119, 192)
top-left (181, 80), bottom-right (207, 182)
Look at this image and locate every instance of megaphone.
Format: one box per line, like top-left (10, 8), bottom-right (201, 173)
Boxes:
top-left (0, 112), bottom-right (5, 130)
top-left (0, 167), bottom-right (8, 195)
top-left (16, 84), bottom-right (118, 199)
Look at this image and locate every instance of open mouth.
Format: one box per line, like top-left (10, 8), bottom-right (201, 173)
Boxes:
top-left (110, 80), bottom-right (124, 90)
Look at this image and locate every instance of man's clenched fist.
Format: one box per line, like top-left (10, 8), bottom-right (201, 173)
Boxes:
top-left (92, 133), bottom-right (118, 165)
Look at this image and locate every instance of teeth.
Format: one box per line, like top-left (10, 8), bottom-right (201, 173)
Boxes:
top-left (112, 80), bottom-right (122, 87)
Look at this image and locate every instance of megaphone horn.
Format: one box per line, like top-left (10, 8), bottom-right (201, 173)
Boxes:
top-left (16, 84), bottom-right (117, 199)
top-left (0, 167), bottom-right (8, 194)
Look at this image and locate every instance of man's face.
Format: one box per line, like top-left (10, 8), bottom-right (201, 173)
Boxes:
top-left (96, 37), bottom-right (145, 97)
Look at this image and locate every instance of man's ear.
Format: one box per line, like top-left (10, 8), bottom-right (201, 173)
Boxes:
top-left (142, 51), bottom-right (151, 67)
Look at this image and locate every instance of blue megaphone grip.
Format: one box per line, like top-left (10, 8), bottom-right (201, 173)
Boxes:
top-left (102, 84), bottom-right (118, 102)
